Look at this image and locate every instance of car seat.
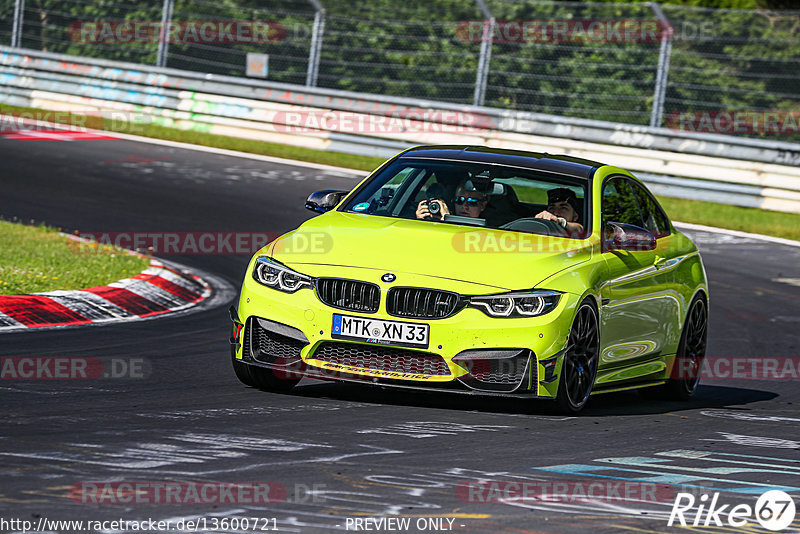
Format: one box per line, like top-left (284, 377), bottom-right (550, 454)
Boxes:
top-left (483, 183), bottom-right (528, 226)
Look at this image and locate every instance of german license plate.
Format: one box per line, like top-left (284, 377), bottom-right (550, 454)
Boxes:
top-left (332, 314), bottom-right (429, 349)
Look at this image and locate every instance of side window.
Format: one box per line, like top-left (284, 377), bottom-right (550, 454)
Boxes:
top-left (602, 177), bottom-right (644, 227)
top-left (631, 182), bottom-right (671, 238)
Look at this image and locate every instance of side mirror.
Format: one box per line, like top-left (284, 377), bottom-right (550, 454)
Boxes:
top-left (604, 222), bottom-right (656, 252)
top-left (305, 190), bottom-right (348, 214)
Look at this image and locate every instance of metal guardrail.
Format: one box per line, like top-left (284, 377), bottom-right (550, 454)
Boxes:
top-left (4, 1), bottom-right (799, 131)
top-left (2, 46), bottom-right (800, 213)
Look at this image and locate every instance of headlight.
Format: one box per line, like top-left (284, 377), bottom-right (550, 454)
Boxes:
top-left (469, 290), bottom-right (561, 318)
top-left (252, 257), bottom-right (312, 293)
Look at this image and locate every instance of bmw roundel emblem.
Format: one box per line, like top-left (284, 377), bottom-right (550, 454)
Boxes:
top-left (381, 273), bottom-right (396, 283)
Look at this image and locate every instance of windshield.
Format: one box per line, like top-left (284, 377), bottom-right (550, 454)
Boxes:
top-left (341, 158), bottom-right (590, 239)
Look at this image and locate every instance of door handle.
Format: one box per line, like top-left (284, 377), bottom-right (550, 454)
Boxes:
top-left (654, 256), bottom-right (668, 269)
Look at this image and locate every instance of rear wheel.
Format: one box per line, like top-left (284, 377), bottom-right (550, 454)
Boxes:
top-left (555, 300), bottom-right (600, 414)
top-left (666, 296), bottom-right (707, 400)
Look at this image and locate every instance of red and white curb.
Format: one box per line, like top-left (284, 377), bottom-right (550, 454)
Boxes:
top-left (0, 259), bottom-right (212, 331)
top-left (0, 129), bottom-right (117, 141)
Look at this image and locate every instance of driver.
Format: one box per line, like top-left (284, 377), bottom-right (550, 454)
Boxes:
top-left (535, 188), bottom-right (584, 235)
top-left (415, 179), bottom-right (488, 220)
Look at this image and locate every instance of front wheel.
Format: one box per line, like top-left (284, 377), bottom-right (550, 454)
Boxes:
top-left (247, 365), bottom-right (301, 393)
top-left (231, 352), bottom-right (257, 387)
top-left (555, 300), bottom-right (600, 414)
top-left (231, 352), bottom-right (300, 393)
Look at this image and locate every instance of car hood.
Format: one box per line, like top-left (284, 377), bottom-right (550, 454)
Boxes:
top-left (268, 212), bottom-right (594, 292)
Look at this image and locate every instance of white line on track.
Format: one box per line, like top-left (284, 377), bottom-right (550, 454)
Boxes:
top-left (674, 222), bottom-right (800, 248)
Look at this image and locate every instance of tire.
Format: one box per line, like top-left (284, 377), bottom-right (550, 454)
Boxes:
top-left (231, 352), bottom-right (257, 387)
top-left (665, 296), bottom-right (708, 400)
top-left (230, 326), bottom-right (300, 392)
top-left (231, 320), bottom-right (257, 387)
top-left (247, 364), bottom-right (301, 393)
top-left (555, 300), bottom-right (600, 414)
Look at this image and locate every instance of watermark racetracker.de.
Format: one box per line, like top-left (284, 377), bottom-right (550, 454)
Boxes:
top-left (456, 479), bottom-right (676, 504)
top-left (73, 232), bottom-right (333, 255)
top-left (666, 110), bottom-right (800, 136)
top-left (672, 356), bottom-right (800, 381)
top-left (0, 357), bottom-right (150, 380)
top-left (0, 110), bottom-right (162, 135)
top-left (68, 20), bottom-right (286, 44)
top-left (271, 109), bottom-right (496, 135)
top-left (456, 19), bottom-right (673, 43)
top-left (68, 481), bottom-right (325, 504)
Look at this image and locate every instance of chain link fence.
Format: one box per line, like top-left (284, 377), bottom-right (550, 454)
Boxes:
top-left (164, 0), bottom-right (316, 85)
top-left (1, 0), bottom-right (798, 138)
top-left (318, 1), bottom-right (483, 104)
top-left (483, 1), bottom-right (662, 124)
top-left (661, 4), bottom-right (800, 128)
top-left (5, 0), bottom-right (163, 64)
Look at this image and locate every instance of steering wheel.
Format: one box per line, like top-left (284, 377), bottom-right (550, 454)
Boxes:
top-left (499, 217), bottom-right (569, 236)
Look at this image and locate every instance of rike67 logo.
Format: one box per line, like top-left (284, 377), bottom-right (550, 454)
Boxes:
top-left (668, 490), bottom-right (796, 531)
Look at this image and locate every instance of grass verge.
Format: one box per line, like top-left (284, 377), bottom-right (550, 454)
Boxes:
top-left (3, 104), bottom-right (799, 243)
top-left (0, 220), bottom-right (150, 295)
top-left (657, 196), bottom-right (800, 242)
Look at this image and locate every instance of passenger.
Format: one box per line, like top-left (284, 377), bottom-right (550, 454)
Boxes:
top-left (415, 179), bottom-right (488, 220)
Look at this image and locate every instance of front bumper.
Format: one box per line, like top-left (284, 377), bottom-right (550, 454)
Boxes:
top-left (231, 273), bottom-right (579, 398)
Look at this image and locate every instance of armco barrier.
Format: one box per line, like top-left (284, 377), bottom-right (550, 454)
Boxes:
top-left (2, 46), bottom-right (800, 213)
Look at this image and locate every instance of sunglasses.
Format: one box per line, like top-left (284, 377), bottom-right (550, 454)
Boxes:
top-left (454, 196), bottom-right (485, 207)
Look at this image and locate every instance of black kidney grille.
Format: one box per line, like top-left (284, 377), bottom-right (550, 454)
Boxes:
top-left (313, 342), bottom-right (450, 376)
top-left (387, 287), bottom-right (460, 319)
top-left (316, 278), bottom-right (380, 313)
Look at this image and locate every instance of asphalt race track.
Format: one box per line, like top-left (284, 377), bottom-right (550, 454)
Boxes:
top-left (2, 135), bottom-right (799, 534)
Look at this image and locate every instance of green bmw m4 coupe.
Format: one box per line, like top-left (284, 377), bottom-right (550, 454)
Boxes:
top-left (230, 145), bottom-right (709, 413)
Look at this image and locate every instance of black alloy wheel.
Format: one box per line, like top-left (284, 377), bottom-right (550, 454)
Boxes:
top-left (556, 301), bottom-right (600, 414)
